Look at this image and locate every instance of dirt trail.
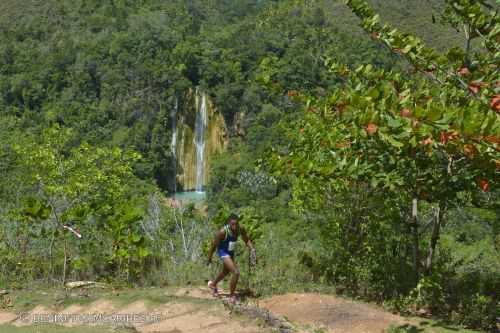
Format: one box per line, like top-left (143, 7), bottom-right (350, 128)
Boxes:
top-left (0, 287), bottom-right (269, 333)
top-left (259, 293), bottom-right (411, 333)
top-left (0, 288), bottom-right (414, 333)
top-left (0, 311), bottom-right (17, 324)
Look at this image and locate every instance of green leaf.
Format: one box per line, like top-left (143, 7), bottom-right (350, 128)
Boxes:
top-left (381, 133), bottom-right (404, 148)
top-left (367, 87), bottom-right (380, 99)
top-left (426, 107), bottom-right (442, 122)
top-left (387, 117), bottom-right (402, 128)
top-left (138, 247), bottom-right (150, 258)
top-left (131, 233), bottom-right (143, 244)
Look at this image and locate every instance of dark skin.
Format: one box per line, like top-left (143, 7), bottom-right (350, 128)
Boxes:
top-left (207, 218), bottom-right (254, 297)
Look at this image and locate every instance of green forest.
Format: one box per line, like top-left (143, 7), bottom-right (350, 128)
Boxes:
top-left (0, 0), bottom-right (498, 331)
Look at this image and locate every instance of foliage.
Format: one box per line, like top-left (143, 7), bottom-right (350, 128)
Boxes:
top-left (456, 293), bottom-right (498, 330)
top-left (269, 0), bottom-right (498, 330)
top-left (0, 124), bottom-right (152, 283)
top-left (0, 1), bottom-right (498, 330)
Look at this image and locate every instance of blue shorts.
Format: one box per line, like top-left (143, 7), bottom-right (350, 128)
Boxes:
top-left (217, 248), bottom-right (234, 260)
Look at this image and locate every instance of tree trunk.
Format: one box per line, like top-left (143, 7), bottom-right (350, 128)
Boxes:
top-left (424, 203), bottom-right (445, 275)
top-left (48, 227), bottom-right (56, 283)
top-left (48, 202), bottom-right (60, 284)
top-left (411, 198), bottom-right (420, 283)
top-left (62, 237), bottom-right (67, 286)
top-left (464, 24), bottom-right (472, 67)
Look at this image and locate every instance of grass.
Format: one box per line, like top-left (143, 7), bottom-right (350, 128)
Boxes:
top-left (387, 319), bottom-right (482, 333)
top-left (3, 285), bottom-right (220, 313)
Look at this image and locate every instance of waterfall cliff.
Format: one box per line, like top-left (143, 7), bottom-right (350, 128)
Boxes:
top-left (170, 97), bottom-right (178, 193)
top-left (194, 90), bottom-right (207, 192)
top-left (172, 88), bottom-right (227, 192)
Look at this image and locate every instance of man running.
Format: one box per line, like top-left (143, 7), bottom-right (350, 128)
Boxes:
top-left (207, 213), bottom-right (256, 303)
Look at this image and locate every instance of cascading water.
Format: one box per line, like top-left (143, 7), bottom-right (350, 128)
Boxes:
top-left (194, 89), bottom-right (207, 192)
top-left (171, 97), bottom-right (178, 193)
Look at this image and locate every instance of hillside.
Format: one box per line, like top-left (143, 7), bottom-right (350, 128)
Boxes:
top-left (0, 1), bottom-right (498, 332)
top-left (0, 0), bottom-right (464, 47)
top-left (319, 0), bottom-right (464, 51)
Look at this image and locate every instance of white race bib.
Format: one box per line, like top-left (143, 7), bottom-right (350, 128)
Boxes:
top-left (228, 241), bottom-right (237, 252)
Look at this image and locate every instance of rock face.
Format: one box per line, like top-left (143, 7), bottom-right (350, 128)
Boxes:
top-left (174, 88), bottom-right (227, 191)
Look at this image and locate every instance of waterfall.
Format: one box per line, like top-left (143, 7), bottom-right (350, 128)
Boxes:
top-left (171, 97), bottom-right (178, 193)
top-left (194, 89), bottom-right (207, 192)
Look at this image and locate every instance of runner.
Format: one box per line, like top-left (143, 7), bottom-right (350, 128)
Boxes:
top-left (207, 213), bottom-right (256, 303)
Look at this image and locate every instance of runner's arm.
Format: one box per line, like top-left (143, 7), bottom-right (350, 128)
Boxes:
top-left (241, 227), bottom-right (257, 265)
top-left (207, 230), bottom-right (225, 263)
top-left (240, 227), bottom-right (254, 250)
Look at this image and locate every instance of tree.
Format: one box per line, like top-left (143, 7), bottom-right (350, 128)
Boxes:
top-left (270, 0), bottom-right (499, 325)
top-left (12, 125), bottom-right (147, 283)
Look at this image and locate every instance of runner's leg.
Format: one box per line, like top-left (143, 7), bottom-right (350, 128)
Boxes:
top-left (222, 256), bottom-right (240, 296)
top-left (213, 265), bottom-right (229, 285)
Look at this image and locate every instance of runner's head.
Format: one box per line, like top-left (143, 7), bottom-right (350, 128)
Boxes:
top-left (228, 213), bottom-right (239, 232)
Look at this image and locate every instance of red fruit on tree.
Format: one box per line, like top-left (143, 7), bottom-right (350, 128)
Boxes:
top-left (463, 144), bottom-right (478, 158)
top-left (490, 95), bottom-right (500, 112)
top-left (421, 137), bottom-right (433, 145)
top-left (366, 123), bottom-right (378, 135)
top-left (440, 131), bottom-right (448, 145)
top-left (400, 108), bottom-right (412, 118)
top-left (440, 131), bottom-right (459, 145)
top-left (483, 135), bottom-right (500, 144)
top-left (468, 82), bottom-right (481, 94)
top-left (448, 131), bottom-right (459, 141)
top-left (468, 81), bottom-right (487, 95)
top-left (457, 67), bottom-right (470, 76)
top-left (477, 179), bottom-right (489, 192)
